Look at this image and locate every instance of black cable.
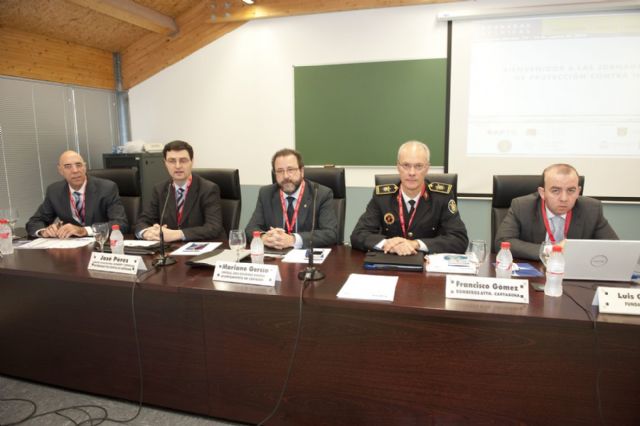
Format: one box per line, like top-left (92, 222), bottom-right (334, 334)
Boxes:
top-left (257, 279), bottom-right (309, 426)
top-left (563, 287), bottom-right (604, 425)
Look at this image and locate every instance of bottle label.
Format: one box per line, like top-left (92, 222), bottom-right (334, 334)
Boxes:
top-left (0, 232), bottom-right (10, 239)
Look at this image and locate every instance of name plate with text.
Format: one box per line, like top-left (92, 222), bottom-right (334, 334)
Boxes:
top-left (593, 287), bottom-right (640, 315)
top-left (213, 261), bottom-right (280, 286)
top-left (88, 252), bottom-right (147, 275)
top-left (446, 275), bottom-right (529, 304)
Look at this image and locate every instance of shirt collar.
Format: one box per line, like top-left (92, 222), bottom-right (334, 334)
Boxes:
top-left (545, 206), bottom-right (567, 220)
top-left (68, 180), bottom-right (87, 195)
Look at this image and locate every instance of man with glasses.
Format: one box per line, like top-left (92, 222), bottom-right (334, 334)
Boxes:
top-left (26, 150), bottom-right (128, 238)
top-left (135, 140), bottom-right (224, 242)
top-left (246, 148), bottom-right (338, 249)
top-left (351, 141), bottom-right (468, 255)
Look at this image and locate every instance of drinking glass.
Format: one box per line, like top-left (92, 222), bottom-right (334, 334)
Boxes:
top-left (228, 229), bottom-right (246, 262)
top-left (92, 223), bottom-right (110, 252)
top-left (539, 240), bottom-right (553, 267)
top-left (469, 240), bottom-right (487, 264)
top-left (6, 207), bottom-right (18, 234)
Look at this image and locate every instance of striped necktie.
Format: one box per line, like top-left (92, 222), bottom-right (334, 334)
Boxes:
top-left (73, 191), bottom-right (84, 224)
top-left (176, 187), bottom-right (185, 212)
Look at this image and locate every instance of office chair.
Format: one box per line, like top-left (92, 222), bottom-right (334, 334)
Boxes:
top-left (193, 168), bottom-right (241, 236)
top-left (87, 168), bottom-right (141, 228)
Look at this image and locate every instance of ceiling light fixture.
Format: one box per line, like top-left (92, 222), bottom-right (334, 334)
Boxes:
top-left (242, 0), bottom-right (255, 4)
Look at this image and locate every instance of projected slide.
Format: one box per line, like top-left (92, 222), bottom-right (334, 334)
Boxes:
top-left (466, 15), bottom-right (640, 157)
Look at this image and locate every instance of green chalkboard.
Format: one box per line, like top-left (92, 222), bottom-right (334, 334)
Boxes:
top-left (294, 59), bottom-right (446, 166)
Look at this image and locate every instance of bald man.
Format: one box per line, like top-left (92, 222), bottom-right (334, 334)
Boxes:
top-left (26, 150), bottom-right (128, 238)
top-left (350, 141), bottom-right (468, 255)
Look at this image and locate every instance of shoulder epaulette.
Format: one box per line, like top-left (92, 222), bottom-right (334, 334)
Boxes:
top-left (428, 182), bottom-right (452, 195)
top-left (375, 184), bottom-right (399, 195)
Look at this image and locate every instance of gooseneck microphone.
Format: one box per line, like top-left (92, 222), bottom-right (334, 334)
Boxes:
top-left (153, 182), bottom-right (176, 267)
top-left (298, 182), bottom-right (325, 281)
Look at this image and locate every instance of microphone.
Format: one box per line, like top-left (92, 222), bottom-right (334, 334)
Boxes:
top-left (153, 182), bottom-right (176, 267)
top-left (298, 182), bottom-right (325, 281)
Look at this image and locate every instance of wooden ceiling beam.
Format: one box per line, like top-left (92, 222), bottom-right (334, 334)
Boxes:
top-left (65, 0), bottom-right (178, 35)
top-left (209, 0), bottom-right (461, 23)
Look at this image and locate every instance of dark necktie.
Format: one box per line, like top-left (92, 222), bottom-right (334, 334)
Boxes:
top-left (408, 199), bottom-right (416, 217)
top-left (73, 191), bottom-right (84, 223)
top-left (286, 196), bottom-right (295, 224)
top-left (176, 187), bottom-right (185, 212)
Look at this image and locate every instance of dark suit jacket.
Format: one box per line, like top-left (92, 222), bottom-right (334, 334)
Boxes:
top-left (135, 175), bottom-right (224, 241)
top-left (495, 193), bottom-right (619, 260)
top-left (245, 179), bottom-right (338, 248)
top-left (350, 181), bottom-right (469, 254)
top-left (26, 176), bottom-right (128, 236)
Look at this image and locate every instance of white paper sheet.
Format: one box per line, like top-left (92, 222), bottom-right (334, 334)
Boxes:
top-left (426, 253), bottom-right (478, 274)
top-left (337, 273), bottom-right (398, 302)
top-left (16, 238), bottom-right (95, 249)
top-left (282, 248), bottom-right (331, 264)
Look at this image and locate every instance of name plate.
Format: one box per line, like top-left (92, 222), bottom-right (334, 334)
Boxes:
top-left (446, 275), bottom-right (529, 304)
top-left (88, 252), bottom-right (147, 275)
top-left (213, 261), bottom-right (280, 286)
top-left (592, 287), bottom-right (640, 315)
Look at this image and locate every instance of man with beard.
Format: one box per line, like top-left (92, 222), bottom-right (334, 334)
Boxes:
top-left (246, 148), bottom-right (338, 249)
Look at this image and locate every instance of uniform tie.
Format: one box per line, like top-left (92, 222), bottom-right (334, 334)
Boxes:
top-left (408, 199), bottom-right (416, 217)
top-left (551, 215), bottom-right (565, 242)
top-left (73, 191), bottom-right (84, 224)
top-left (286, 196), bottom-right (295, 224)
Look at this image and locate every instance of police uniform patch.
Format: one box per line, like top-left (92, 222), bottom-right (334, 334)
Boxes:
top-left (384, 212), bottom-right (395, 225)
top-left (375, 184), bottom-right (399, 195)
top-left (428, 182), bottom-right (452, 194)
top-left (448, 199), bottom-right (458, 214)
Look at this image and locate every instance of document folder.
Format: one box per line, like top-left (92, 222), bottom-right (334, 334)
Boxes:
top-left (363, 251), bottom-right (424, 272)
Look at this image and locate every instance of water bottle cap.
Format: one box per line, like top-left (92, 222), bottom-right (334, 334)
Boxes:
top-left (500, 241), bottom-right (511, 249)
top-left (252, 231), bottom-right (261, 237)
top-left (111, 224), bottom-right (120, 230)
top-left (552, 245), bottom-right (563, 252)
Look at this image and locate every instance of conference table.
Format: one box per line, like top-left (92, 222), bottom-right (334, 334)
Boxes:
top-left (1, 243), bottom-right (639, 425)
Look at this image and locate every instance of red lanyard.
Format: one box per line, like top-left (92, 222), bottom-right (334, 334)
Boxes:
top-left (69, 189), bottom-right (85, 224)
top-left (541, 200), bottom-right (572, 243)
top-left (176, 176), bottom-right (192, 224)
top-left (397, 185), bottom-right (425, 239)
top-left (279, 181), bottom-right (306, 234)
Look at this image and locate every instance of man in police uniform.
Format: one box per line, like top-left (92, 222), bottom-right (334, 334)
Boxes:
top-left (350, 141), bottom-right (469, 255)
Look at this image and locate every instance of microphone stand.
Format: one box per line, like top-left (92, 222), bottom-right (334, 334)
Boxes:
top-left (298, 183), bottom-right (325, 281)
top-left (153, 182), bottom-right (176, 267)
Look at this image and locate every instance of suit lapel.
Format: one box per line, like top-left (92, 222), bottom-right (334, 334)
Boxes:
top-left (180, 176), bottom-right (198, 226)
top-left (59, 182), bottom-right (75, 223)
top-left (533, 197), bottom-right (548, 242)
top-left (567, 200), bottom-right (584, 238)
top-left (83, 178), bottom-right (96, 224)
top-left (296, 180), bottom-right (313, 231)
top-left (271, 186), bottom-right (284, 228)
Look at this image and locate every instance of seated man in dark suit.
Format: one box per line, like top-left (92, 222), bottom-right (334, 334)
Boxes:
top-left (26, 150), bottom-right (128, 238)
top-left (135, 140), bottom-right (224, 242)
top-left (246, 148), bottom-right (338, 249)
top-left (350, 141), bottom-right (468, 255)
top-left (495, 163), bottom-right (618, 260)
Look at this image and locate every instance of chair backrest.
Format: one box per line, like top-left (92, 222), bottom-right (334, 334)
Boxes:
top-left (193, 168), bottom-right (241, 236)
top-left (374, 173), bottom-right (458, 200)
top-left (87, 168), bottom-right (141, 228)
top-left (491, 174), bottom-right (585, 253)
top-left (270, 166), bottom-right (347, 244)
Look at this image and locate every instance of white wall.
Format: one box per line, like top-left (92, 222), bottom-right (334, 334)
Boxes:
top-left (129, 4), bottom-right (451, 186)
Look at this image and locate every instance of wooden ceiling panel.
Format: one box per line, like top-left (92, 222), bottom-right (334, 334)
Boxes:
top-left (0, 0), bottom-right (150, 51)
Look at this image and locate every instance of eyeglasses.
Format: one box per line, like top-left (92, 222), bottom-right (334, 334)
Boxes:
top-left (398, 163), bottom-right (428, 172)
top-left (61, 162), bottom-right (85, 170)
top-left (274, 167), bottom-right (300, 176)
top-left (165, 158), bottom-right (191, 166)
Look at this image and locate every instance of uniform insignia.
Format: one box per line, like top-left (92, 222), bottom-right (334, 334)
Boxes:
top-left (448, 199), bottom-right (458, 214)
top-left (375, 184), bottom-right (399, 195)
top-left (384, 212), bottom-right (395, 225)
top-left (428, 182), bottom-right (452, 194)
top-left (407, 232), bottom-right (413, 239)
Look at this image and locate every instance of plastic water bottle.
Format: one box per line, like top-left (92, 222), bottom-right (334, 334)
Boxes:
top-left (0, 218), bottom-right (14, 255)
top-left (250, 231), bottom-right (264, 264)
top-left (110, 224), bottom-right (125, 255)
top-left (495, 241), bottom-right (513, 279)
top-left (544, 245), bottom-right (565, 297)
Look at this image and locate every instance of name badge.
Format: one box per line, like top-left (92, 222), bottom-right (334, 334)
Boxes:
top-left (213, 260), bottom-right (281, 286)
top-left (88, 252), bottom-right (147, 275)
top-left (446, 275), bottom-right (529, 304)
top-left (592, 287), bottom-right (640, 315)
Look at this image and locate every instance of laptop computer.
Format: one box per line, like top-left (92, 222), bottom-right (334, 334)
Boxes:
top-left (562, 239), bottom-right (640, 282)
